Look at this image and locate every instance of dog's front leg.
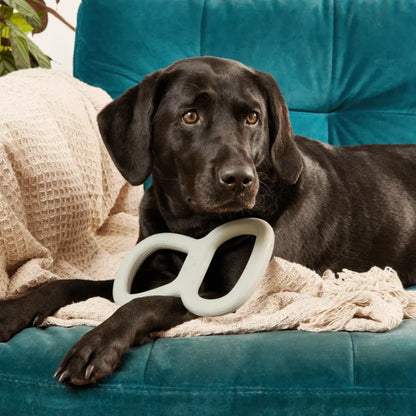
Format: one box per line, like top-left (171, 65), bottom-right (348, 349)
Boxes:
top-left (0, 279), bottom-right (113, 342)
top-left (54, 296), bottom-right (195, 386)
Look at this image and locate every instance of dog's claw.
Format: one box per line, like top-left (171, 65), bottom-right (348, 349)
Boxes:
top-left (57, 370), bottom-right (69, 383)
top-left (85, 364), bottom-right (94, 380)
top-left (53, 366), bottom-right (62, 379)
top-left (32, 314), bottom-right (41, 327)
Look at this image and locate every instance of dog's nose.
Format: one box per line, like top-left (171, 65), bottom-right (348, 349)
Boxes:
top-left (219, 166), bottom-right (255, 190)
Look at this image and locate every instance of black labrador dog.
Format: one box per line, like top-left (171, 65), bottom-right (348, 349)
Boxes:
top-left (1, 57), bottom-right (416, 385)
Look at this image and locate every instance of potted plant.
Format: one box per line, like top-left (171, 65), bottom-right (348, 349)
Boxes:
top-left (0, 0), bottom-right (74, 75)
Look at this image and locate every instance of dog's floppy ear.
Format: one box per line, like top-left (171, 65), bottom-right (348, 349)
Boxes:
top-left (256, 71), bottom-right (303, 184)
top-left (97, 71), bottom-right (164, 185)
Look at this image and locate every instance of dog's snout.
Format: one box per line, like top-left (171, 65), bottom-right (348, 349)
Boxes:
top-left (219, 166), bottom-right (255, 190)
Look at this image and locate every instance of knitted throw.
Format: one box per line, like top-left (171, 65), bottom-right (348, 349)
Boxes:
top-left (0, 68), bottom-right (142, 303)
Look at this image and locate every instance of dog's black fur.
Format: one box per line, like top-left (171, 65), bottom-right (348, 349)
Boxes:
top-left (1, 57), bottom-right (415, 385)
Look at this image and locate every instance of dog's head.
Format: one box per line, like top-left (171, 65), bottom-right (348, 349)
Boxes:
top-left (98, 57), bottom-right (303, 214)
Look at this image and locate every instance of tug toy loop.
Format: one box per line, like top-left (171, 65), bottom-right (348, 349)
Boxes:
top-left (113, 218), bottom-right (275, 316)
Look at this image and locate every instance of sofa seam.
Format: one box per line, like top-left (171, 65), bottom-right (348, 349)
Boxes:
top-left (290, 109), bottom-right (416, 117)
top-left (329, 0), bottom-right (336, 112)
top-left (199, 0), bottom-right (208, 56)
top-left (143, 340), bottom-right (156, 385)
top-left (349, 332), bottom-right (357, 386)
top-left (1, 376), bottom-right (416, 395)
top-left (327, 0), bottom-right (336, 145)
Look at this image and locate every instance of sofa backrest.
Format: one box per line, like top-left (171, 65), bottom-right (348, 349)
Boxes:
top-left (74, 0), bottom-right (416, 146)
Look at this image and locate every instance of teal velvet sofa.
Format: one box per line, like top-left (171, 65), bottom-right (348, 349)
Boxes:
top-left (1, 1), bottom-right (416, 415)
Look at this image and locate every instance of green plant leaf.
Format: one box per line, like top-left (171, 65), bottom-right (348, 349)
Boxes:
top-left (2, 0), bottom-right (42, 29)
top-left (6, 20), bottom-right (49, 68)
top-left (0, 50), bottom-right (17, 75)
top-left (26, 31), bottom-right (49, 67)
top-left (27, 1), bottom-right (47, 34)
top-left (9, 12), bottom-right (33, 34)
top-left (8, 21), bottom-right (30, 68)
top-left (0, 4), bottom-right (13, 19)
top-left (0, 22), bottom-right (10, 52)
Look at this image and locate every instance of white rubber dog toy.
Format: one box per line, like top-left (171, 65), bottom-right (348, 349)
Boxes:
top-left (113, 218), bottom-right (275, 316)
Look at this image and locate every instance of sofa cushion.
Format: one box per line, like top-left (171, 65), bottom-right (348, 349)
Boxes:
top-left (1, 322), bottom-right (416, 415)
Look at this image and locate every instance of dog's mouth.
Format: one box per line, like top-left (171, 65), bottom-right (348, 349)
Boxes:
top-left (185, 189), bottom-right (258, 214)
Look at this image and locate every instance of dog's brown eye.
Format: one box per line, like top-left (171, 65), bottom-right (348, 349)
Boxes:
top-left (246, 111), bottom-right (258, 125)
top-left (182, 111), bottom-right (199, 124)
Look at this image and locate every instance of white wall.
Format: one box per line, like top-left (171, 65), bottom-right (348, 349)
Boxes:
top-left (32, 0), bottom-right (81, 74)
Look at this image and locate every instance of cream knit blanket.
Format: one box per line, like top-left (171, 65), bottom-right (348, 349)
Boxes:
top-left (1, 69), bottom-right (415, 335)
top-left (0, 68), bottom-right (142, 308)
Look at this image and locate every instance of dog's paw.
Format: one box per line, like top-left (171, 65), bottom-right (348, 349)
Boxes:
top-left (0, 298), bottom-right (47, 342)
top-left (54, 327), bottom-right (130, 386)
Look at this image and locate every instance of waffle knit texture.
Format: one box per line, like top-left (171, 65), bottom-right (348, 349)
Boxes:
top-left (0, 69), bottom-right (142, 326)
